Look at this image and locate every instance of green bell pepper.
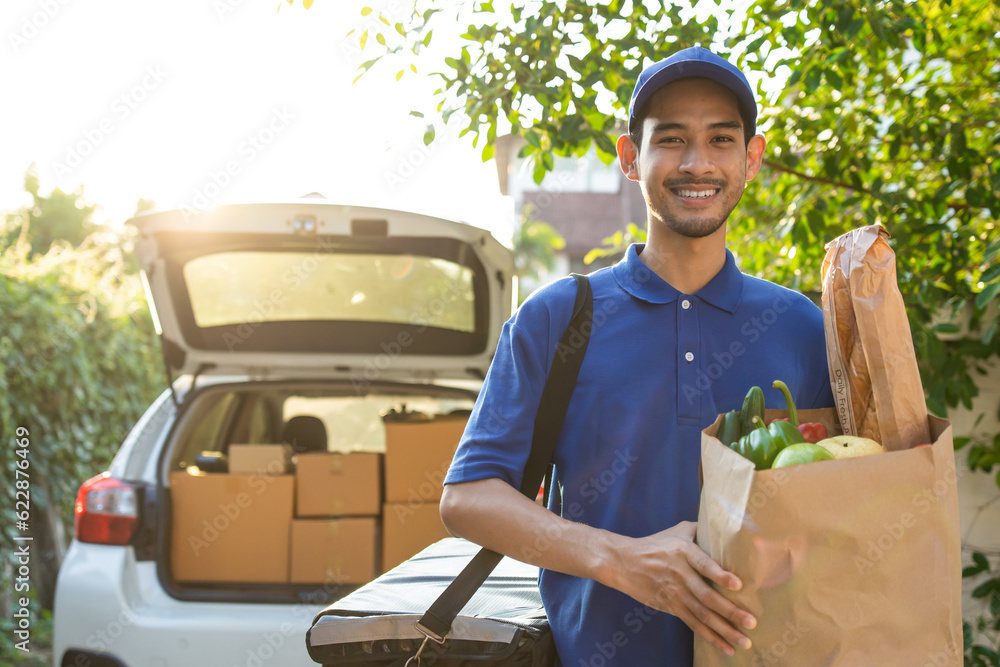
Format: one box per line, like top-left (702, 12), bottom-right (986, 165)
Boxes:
top-left (734, 418), bottom-right (780, 470)
top-left (768, 418), bottom-right (805, 451)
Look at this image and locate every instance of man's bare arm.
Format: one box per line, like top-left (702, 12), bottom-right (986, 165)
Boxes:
top-left (440, 478), bottom-right (757, 657)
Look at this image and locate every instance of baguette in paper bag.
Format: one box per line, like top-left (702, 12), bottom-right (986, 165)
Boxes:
top-left (820, 224), bottom-right (932, 450)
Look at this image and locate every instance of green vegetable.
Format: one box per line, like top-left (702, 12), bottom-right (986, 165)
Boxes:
top-left (768, 419), bottom-right (805, 450)
top-left (771, 380), bottom-right (800, 426)
top-left (773, 380), bottom-right (828, 443)
top-left (739, 386), bottom-right (766, 437)
top-left (717, 410), bottom-right (741, 448)
top-left (771, 442), bottom-right (836, 468)
top-left (735, 419), bottom-right (780, 470)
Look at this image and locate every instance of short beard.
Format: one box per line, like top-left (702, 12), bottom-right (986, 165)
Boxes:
top-left (664, 215), bottom-right (727, 239)
top-left (651, 177), bottom-right (738, 239)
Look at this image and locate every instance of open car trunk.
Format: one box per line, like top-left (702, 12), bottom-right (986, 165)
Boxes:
top-left (139, 201), bottom-right (515, 604)
top-left (160, 378), bottom-right (480, 604)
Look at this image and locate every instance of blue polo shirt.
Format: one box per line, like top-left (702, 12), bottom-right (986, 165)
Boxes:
top-left (445, 243), bottom-right (833, 666)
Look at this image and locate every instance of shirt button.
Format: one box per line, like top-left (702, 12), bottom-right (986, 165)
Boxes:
top-left (685, 352), bottom-right (694, 362)
top-left (681, 299), bottom-right (691, 310)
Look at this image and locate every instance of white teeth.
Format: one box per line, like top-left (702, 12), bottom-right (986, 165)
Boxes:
top-left (677, 189), bottom-right (718, 199)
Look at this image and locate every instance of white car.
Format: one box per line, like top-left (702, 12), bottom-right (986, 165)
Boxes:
top-left (52, 201), bottom-right (515, 667)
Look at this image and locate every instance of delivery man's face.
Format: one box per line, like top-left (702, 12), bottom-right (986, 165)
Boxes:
top-left (625, 77), bottom-right (765, 239)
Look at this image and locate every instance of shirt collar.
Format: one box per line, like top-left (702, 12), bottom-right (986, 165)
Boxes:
top-left (612, 243), bottom-right (745, 313)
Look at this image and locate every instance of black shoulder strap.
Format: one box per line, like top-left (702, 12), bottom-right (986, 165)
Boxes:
top-left (415, 273), bottom-right (594, 645)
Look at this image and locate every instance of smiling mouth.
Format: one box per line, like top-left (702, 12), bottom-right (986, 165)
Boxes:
top-left (673, 188), bottom-right (720, 199)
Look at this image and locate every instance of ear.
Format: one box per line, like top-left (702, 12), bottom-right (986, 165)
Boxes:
top-left (617, 134), bottom-right (640, 182)
top-left (745, 134), bottom-right (766, 181)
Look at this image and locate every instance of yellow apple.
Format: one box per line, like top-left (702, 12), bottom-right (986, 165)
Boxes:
top-left (816, 435), bottom-right (884, 459)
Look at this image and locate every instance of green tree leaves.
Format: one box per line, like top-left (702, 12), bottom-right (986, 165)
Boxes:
top-left (512, 211), bottom-right (566, 303)
top-left (4, 166), bottom-right (98, 257)
top-left (334, 0), bottom-right (721, 181)
top-left (0, 188), bottom-right (160, 625)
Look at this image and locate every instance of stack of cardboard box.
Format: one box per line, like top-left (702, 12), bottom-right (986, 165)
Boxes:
top-left (381, 415), bottom-right (466, 572)
top-left (169, 414), bottom-right (468, 585)
top-left (291, 451), bottom-right (382, 585)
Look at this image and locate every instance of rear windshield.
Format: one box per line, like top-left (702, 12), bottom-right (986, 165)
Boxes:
top-left (183, 252), bottom-right (475, 332)
top-left (159, 233), bottom-right (491, 356)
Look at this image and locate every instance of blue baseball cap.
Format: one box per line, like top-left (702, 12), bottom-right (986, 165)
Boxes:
top-left (628, 46), bottom-right (757, 139)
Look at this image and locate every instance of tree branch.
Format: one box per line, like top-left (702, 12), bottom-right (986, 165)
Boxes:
top-left (761, 159), bottom-right (972, 212)
top-left (761, 159), bottom-right (875, 196)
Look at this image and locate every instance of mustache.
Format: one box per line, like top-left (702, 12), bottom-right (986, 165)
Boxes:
top-left (663, 178), bottom-right (727, 189)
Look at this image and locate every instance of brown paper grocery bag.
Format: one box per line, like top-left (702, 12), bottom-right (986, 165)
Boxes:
top-left (694, 408), bottom-right (962, 667)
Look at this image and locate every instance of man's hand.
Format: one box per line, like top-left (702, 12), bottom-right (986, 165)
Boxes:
top-left (604, 521), bottom-right (755, 657)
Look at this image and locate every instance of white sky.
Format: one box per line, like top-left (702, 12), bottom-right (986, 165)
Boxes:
top-left (0, 0), bottom-right (516, 241)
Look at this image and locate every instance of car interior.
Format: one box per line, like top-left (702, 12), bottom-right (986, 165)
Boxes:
top-left (169, 382), bottom-right (476, 472)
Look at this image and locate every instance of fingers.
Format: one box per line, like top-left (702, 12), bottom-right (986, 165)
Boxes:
top-left (646, 583), bottom-right (747, 657)
top-left (677, 604), bottom-right (741, 657)
top-left (685, 575), bottom-right (755, 653)
top-left (686, 546), bottom-right (758, 631)
top-left (666, 542), bottom-right (755, 654)
top-left (687, 544), bottom-right (743, 592)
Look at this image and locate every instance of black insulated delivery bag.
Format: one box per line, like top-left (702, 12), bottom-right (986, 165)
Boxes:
top-left (305, 538), bottom-right (555, 666)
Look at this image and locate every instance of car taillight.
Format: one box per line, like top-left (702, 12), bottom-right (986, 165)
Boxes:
top-left (74, 473), bottom-right (138, 545)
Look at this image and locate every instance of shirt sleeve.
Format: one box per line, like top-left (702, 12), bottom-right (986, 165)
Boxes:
top-left (444, 277), bottom-right (578, 490)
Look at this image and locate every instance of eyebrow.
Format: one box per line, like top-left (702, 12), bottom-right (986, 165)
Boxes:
top-left (650, 120), bottom-right (743, 133)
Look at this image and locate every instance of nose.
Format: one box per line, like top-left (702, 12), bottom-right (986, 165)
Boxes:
top-left (679, 143), bottom-right (716, 176)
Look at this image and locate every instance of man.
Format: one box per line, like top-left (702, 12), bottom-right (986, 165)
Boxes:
top-left (440, 46), bottom-right (834, 665)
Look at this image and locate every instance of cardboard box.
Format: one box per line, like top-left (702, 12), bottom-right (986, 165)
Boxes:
top-left (381, 502), bottom-right (451, 573)
top-left (170, 471), bottom-right (293, 583)
top-left (383, 417), bottom-right (466, 504)
top-left (228, 444), bottom-right (291, 475)
top-left (289, 518), bottom-right (378, 585)
top-left (295, 452), bottom-right (381, 517)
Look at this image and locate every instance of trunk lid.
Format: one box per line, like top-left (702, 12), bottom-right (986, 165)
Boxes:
top-left (131, 202), bottom-right (515, 384)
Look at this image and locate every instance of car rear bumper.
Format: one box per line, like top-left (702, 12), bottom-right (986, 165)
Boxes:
top-left (54, 542), bottom-right (325, 667)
